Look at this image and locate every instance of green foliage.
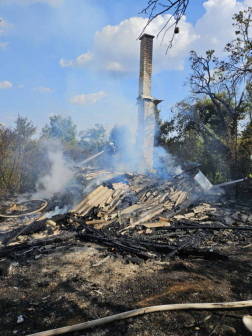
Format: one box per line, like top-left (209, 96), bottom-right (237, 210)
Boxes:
top-left (238, 120), bottom-right (252, 176)
top-left (183, 46), bottom-right (248, 180)
top-left (0, 116), bottom-right (42, 196)
top-left (221, 7), bottom-right (252, 84)
top-left (157, 95), bottom-right (246, 183)
top-left (78, 124), bottom-right (108, 154)
top-left (41, 115), bottom-right (77, 146)
top-left (15, 115), bottom-right (37, 139)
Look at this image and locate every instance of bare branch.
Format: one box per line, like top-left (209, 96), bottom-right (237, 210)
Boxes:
top-left (139, 0), bottom-right (189, 51)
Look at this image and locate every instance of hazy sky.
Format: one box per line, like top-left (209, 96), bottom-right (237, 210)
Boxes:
top-left (0, 0), bottom-right (251, 136)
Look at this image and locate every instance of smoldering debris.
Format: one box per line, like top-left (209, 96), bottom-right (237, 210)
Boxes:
top-left (44, 205), bottom-right (70, 219)
top-left (1, 166), bottom-right (252, 336)
top-left (1, 139), bottom-right (250, 260)
top-left (1, 166), bottom-right (251, 261)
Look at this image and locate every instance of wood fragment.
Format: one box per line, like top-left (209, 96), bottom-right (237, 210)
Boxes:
top-left (0, 232), bottom-right (77, 258)
top-left (95, 219), bottom-right (117, 230)
top-left (159, 217), bottom-right (169, 222)
top-left (0, 199), bottom-right (48, 218)
top-left (80, 189), bottom-right (113, 216)
top-left (175, 191), bottom-right (187, 207)
top-left (92, 255), bottom-right (110, 267)
top-left (170, 190), bottom-right (182, 201)
top-left (141, 223), bottom-right (171, 228)
top-left (85, 220), bottom-right (107, 225)
top-left (159, 192), bottom-right (170, 203)
top-left (139, 192), bottom-right (147, 202)
top-left (76, 187), bottom-right (108, 214)
top-left (71, 185), bottom-right (104, 213)
top-left (208, 313), bottom-right (225, 336)
top-left (3, 214), bottom-right (46, 246)
top-left (121, 206), bottom-right (165, 231)
top-left (121, 204), bottom-right (142, 215)
top-left (164, 231), bottom-right (211, 259)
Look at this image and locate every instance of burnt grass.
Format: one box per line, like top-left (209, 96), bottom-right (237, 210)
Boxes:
top-left (1, 238), bottom-right (252, 336)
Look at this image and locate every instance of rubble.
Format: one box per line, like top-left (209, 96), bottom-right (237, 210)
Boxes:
top-left (1, 167), bottom-right (252, 335)
top-left (1, 168), bottom-right (252, 263)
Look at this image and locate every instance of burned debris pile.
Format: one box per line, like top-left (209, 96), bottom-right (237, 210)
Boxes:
top-left (1, 168), bottom-right (252, 336)
top-left (1, 168), bottom-right (252, 264)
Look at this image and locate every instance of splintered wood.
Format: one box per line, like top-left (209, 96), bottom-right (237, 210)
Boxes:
top-left (71, 170), bottom-right (203, 230)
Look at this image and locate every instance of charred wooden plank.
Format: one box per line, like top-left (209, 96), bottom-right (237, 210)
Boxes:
top-left (0, 232), bottom-right (77, 258)
top-left (2, 217), bottom-right (46, 246)
top-left (137, 222), bottom-right (170, 228)
top-left (122, 206), bottom-right (166, 231)
top-left (179, 248), bottom-right (229, 260)
top-left (79, 233), bottom-right (152, 259)
top-left (154, 225), bottom-right (252, 231)
top-left (163, 231), bottom-right (211, 259)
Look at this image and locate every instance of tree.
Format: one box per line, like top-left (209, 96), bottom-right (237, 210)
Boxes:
top-left (0, 116), bottom-right (39, 196)
top-left (220, 7), bottom-right (252, 85)
top-left (157, 96), bottom-right (240, 183)
top-left (238, 120), bottom-right (252, 176)
top-left (41, 115), bottom-right (77, 146)
top-left (78, 124), bottom-right (108, 154)
top-left (244, 81), bottom-right (252, 122)
top-left (140, 0), bottom-right (189, 50)
top-left (155, 108), bottom-right (176, 147)
top-left (187, 49), bottom-right (248, 178)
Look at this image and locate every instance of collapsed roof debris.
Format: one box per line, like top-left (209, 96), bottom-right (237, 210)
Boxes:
top-left (1, 167), bottom-right (251, 261)
top-left (1, 167), bottom-right (252, 335)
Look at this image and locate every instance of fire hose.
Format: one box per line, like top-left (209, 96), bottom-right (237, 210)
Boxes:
top-left (26, 300), bottom-right (252, 336)
top-left (215, 176), bottom-right (252, 188)
top-left (0, 199), bottom-right (47, 218)
top-left (77, 142), bottom-right (117, 168)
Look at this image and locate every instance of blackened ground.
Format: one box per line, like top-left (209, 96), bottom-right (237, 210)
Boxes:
top-left (1, 239), bottom-right (252, 336)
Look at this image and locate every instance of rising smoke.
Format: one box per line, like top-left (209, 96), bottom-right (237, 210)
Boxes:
top-left (153, 146), bottom-right (182, 178)
top-left (109, 124), bottom-right (183, 177)
top-left (33, 139), bottom-right (75, 199)
top-left (44, 205), bottom-right (69, 219)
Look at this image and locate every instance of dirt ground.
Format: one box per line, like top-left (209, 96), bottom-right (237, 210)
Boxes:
top-left (1, 236), bottom-right (252, 336)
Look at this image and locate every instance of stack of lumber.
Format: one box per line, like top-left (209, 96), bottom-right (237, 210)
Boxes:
top-left (71, 170), bottom-right (204, 230)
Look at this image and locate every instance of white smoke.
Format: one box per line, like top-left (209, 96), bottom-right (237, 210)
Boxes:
top-left (108, 124), bottom-right (183, 175)
top-left (33, 140), bottom-right (75, 199)
top-left (44, 205), bottom-right (69, 219)
top-left (153, 146), bottom-right (182, 177)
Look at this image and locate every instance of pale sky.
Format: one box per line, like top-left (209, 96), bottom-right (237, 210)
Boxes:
top-left (0, 0), bottom-right (251, 136)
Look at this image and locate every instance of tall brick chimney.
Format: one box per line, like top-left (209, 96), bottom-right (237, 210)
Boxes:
top-left (137, 34), bottom-right (162, 171)
top-left (139, 34), bottom-right (154, 97)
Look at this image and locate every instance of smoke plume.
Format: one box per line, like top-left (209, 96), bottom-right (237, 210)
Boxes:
top-left (153, 146), bottom-right (182, 178)
top-left (44, 205), bottom-right (69, 219)
top-left (33, 140), bottom-right (75, 199)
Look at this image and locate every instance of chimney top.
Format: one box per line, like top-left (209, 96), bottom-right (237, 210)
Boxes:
top-left (139, 33), bottom-right (155, 40)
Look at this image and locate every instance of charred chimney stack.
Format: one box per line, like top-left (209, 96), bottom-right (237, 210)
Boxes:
top-left (137, 34), bottom-right (162, 171)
